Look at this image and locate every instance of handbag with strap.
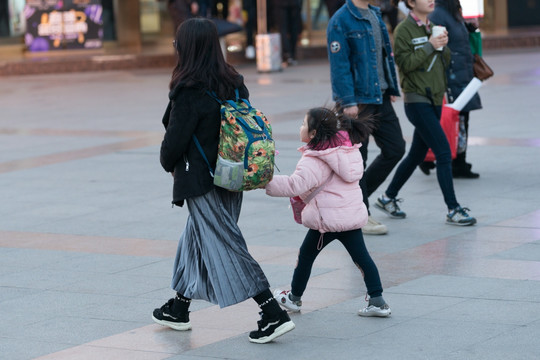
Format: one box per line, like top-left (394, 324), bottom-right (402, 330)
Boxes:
top-left (473, 54), bottom-right (494, 81)
top-left (289, 173), bottom-right (334, 224)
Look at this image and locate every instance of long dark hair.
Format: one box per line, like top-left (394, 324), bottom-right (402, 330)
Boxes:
top-left (436, 0), bottom-right (463, 21)
top-left (169, 18), bottom-right (242, 99)
top-left (306, 107), bottom-right (373, 151)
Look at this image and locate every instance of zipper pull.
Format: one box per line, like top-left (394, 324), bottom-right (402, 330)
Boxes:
top-left (185, 161), bottom-right (189, 171)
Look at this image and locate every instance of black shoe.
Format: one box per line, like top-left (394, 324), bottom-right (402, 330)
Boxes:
top-left (452, 167), bottom-right (480, 179)
top-left (419, 161), bottom-right (435, 175)
top-left (152, 298), bottom-right (191, 331)
top-left (248, 310), bottom-right (295, 344)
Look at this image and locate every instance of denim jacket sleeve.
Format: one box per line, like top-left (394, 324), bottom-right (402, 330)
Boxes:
top-left (327, 21), bottom-right (357, 107)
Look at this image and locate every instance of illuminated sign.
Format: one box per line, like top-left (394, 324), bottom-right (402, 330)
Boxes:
top-left (461, 0), bottom-right (484, 19)
top-left (25, 0), bottom-right (103, 52)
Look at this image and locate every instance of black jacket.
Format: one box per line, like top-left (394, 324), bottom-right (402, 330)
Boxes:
top-left (430, 3), bottom-right (482, 112)
top-left (160, 80), bottom-right (249, 206)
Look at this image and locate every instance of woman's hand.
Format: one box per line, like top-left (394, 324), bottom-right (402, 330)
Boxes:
top-left (429, 30), bottom-right (448, 50)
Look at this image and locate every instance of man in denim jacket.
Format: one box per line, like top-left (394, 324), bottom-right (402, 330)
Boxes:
top-left (327, 0), bottom-right (405, 235)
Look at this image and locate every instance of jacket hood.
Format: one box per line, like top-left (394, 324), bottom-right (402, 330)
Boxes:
top-left (299, 132), bottom-right (363, 183)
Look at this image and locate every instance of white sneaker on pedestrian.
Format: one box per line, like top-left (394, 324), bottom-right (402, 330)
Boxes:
top-left (245, 45), bottom-right (255, 59)
top-left (446, 206), bottom-right (476, 226)
top-left (362, 216), bottom-right (388, 235)
top-left (273, 289), bottom-right (302, 312)
top-left (375, 195), bottom-right (406, 218)
top-left (358, 303), bottom-right (391, 317)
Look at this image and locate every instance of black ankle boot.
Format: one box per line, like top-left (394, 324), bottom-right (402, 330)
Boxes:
top-left (452, 165), bottom-right (479, 179)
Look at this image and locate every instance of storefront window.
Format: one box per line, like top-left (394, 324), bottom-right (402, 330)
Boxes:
top-left (0, 0), bottom-right (26, 39)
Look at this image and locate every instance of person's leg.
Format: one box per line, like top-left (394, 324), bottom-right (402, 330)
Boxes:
top-left (245, 2), bottom-right (257, 47)
top-left (384, 120), bottom-right (430, 199)
top-left (290, 229), bottom-right (334, 297)
top-left (338, 229), bottom-right (391, 317)
top-left (288, 3), bottom-right (302, 60)
top-left (358, 104), bottom-right (377, 211)
top-left (429, 106), bottom-right (460, 209)
top-left (278, 6), bottom-right (291, 60)
top-left (253, 289), bottom-right (284, 317)
top-left (359, 103), bottom-right (391, 233)
top-left (453, 111), bottom-right (479, 178)
top-left (386, 103), bottom-right (459, 209)
top-left (338, 230), bottom-right (382, 298)
top-left (364, 95), bottom-right (406, 199)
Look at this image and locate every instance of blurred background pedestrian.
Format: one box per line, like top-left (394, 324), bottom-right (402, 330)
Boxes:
top-left (429, 0), bottom-right (482, 178)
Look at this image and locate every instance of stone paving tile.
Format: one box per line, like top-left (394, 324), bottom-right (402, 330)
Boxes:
top-left (0, 338), bottom-right (73, 360)
top-left (1, 52), bottom-right (540, 359)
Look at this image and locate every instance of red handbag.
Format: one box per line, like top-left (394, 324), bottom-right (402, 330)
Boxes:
top-left (424, 99), bottom-right (460, 162)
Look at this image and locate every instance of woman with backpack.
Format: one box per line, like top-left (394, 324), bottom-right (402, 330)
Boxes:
top-left (154, 18), bottom-right (295, 344)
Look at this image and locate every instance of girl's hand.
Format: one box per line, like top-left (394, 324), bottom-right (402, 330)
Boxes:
top-left (429, 31), bottom-right (448, 50)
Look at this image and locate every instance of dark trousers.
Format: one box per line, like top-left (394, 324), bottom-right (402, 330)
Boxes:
top-left (359, 95), bottom-right (406, 211)
top-left (291, 229), bottom-right (383, 299)
top-left (245, 1), bottom-right (257, 46)
top-left (453, 111), bottom-right (470, 167)
top-left (386, 102), bottom-right (459, 209)
top-left (278, 4), bottom-right (302, 60)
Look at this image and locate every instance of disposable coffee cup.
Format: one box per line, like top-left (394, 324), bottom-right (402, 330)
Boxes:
top-left (431, 25), bottom-right (446, 51)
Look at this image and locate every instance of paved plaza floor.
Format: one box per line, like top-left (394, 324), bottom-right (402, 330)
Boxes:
top-left (1, 49), bottom-right (540, 360)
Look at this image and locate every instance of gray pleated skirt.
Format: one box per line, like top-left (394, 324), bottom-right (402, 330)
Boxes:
top-left (171, 187), bottom-right (270, 308)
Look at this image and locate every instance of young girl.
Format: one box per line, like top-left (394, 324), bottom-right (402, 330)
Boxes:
top-left (375, 0), bottom-right (476, 225)
top-left (265, 107), bottom-right (391, 317)
top-left (154, 18), bottom-right (294, 344)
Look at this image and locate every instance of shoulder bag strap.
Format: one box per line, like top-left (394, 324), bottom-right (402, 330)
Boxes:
top-left (304, 172), bottom-right (335, 204)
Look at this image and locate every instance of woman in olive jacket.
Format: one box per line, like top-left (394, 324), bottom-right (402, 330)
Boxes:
top-left (154, 18), bottom-right (295, 344)
top-left (376, 0), bottom-right (476, 226)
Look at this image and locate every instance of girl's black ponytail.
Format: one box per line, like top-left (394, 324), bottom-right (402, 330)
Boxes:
top-left (305, 106), bottom-right (374, 150)
top-left (338, 111), bottom-right (374, 145)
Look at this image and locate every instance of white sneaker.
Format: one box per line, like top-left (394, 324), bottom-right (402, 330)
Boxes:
top-left (358, 303), bottom-right (391, 317)
top-left (362, 216), bottom-right (388, 235)
top-left (245, 45), bottom-right (255, 59)
top-left (273, 289), bottom-right (302, 312)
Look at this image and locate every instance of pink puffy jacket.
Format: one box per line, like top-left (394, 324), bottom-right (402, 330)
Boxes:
top-left (265, 132), bottom-right (368, 233)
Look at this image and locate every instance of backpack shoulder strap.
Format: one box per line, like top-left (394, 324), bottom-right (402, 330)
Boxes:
top-left (206, 90), bottom-right (223, 104)
top-left (192, 135), bottom-right (214, 177)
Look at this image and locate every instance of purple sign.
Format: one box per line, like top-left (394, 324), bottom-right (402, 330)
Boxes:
top-left (25, 0), bottom-right (103, 52)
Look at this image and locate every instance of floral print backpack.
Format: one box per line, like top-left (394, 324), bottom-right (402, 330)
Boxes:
top-left (193, 89), bottom-right (275, 191)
